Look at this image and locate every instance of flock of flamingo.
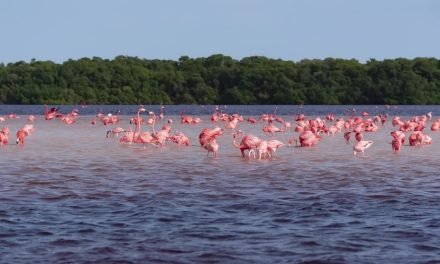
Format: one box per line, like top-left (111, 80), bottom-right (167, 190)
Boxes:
top-left (0, 105), bottom-right (438, 159)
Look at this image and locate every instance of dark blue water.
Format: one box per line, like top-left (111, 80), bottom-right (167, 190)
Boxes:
top-left (0, 105), bottom-right (439, 263)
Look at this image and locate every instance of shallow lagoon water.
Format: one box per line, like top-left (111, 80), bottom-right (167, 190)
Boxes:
top-left (0, 105), bottom-right (439, 263)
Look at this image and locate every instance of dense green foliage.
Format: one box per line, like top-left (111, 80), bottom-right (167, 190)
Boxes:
top-left (0, 55), bottom-right (439, 105)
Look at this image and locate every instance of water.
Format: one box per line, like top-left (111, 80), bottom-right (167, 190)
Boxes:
top-left (1, 105), bottom-right (439, 263)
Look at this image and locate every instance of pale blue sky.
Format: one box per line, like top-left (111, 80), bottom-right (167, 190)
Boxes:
top-left (1, 0), bottom-right (439, 63)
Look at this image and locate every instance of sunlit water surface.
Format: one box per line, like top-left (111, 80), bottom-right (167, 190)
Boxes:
top-left (1, 105), bottom-right (439, 263)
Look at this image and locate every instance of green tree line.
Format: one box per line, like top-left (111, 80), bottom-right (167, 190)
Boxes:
top-left (0, 55), bottom-right (439, 105)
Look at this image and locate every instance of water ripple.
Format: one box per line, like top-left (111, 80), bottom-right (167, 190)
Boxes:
top-left (0, 113), bottom-right (440, 263)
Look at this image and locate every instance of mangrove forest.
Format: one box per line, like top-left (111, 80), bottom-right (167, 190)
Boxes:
top-left (0, 55), bottom-right (439, 105)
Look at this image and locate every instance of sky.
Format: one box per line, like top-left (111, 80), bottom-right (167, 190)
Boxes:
top-left (1, 0), bottom-right (439, 64)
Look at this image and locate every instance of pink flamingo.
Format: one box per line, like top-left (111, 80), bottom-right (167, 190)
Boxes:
top-left (327, 125), bottom-right (339, 136)
top-left (298, 130), bottom-right (321, 147)
top-left (106, 127), bottom-right (126, 138)
top-left (253, 139), bottom-right (284, 159)
top-left (199, 127), bottom-right (223, 147)
top-left (430, 119), bottom-right (440, 131)
top-left (148, 111), bottom-right (157, 134)
top-left (392, 116), bottom-right (405, 127)
top-left (343, 131), bottom-right (352, 144)
top-left (203, 139), bottom-right (220, 158)
top-left (44, 105), bottom-right (60, 120)
top-left (170, 131), bottom-right (190, 147)
top-left (61, 115), bottom-right (76, 125)
top-left (247, 117), bottom-right (257, 124)
top-left (225, 117), bottom-right (239, 130)
top-left (390, 131), bottom-right (406, 145)
top-left (326, 113), bottom-right (335, 121)
top-left (262, 122), bottom-right (284, 135)
top-left (22, 124), bottom-right (34, 135)
top-left (353, 140), bottom-right (373, 155)
top-left (192, 117), bottom-right (202, 125)
top-left (409, 131), bottom-right (432, 146)
top-left (232, 134), bottom-right (262, 158)
top-left (152, 124), bottom-right (171, 147)
top-left (295, 114), bottom-right (306, 121)
top-left (391, 137), bottom-right (402, 153)
top-left (390, 130), bottom-right (405, 153)
top-left (130, 116), bottom-right (144, 126)
top-left (16, 129), bottom-right (29, 145)
top-left (0, 127), bottom-right (9, 146)
top-left (101, 111), bottom-right (120, 125)
top-left (181, 115), bottom-right (193, 124)
top-left (128, 107), bottom-right (158, 147)
top-left (8, 113), bottom-right (19, 119)
top-left (355, 132), bottom-right (363, 142)
top-left (251, 140), bottom-right (269, 160)
top-left (267, 139), bottom-right (284, 157)
top-left (199, 127), bottom-right (223, 157)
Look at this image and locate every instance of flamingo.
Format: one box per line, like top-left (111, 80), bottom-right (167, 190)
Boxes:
top-left (170, 131), bottom-right (190, 147)
top-left (61, 115), bottom-right (76, 125)
top-left (16, 129), bottom-right (29, 145)
top-left (250, 139), bottom-right (285, 160)
top-left (353, 141), bottom-right (373, 155)
top-left (106, 127), bottom-right (126, 138)
top-left (152, 125), bottom-right (171, 147)
top-left (199, 127), bottom-right (223, 158)
top-left (199, 127), bottom-right (223, 147)
top-left (232, 134), bottom-right (262, 158)
top-left (326, 113), bottom-right (335, 121)
top-left (192, 117), bottom-right (202, 125)
top-left (8, 113), bottom-right (19, 119)
top-left (100, 111), bottom-right (120, 125)
top-left (344, 131), bottom-right (352, 143)
top-left (225, 117), bottom-right (239, 130)
top-left (181, 115), bottom-right (193, 124)
top-left (0, 127), bottom-right (9, 146)
top-left (247, 117), bottom-right (257, 124)
top-left (44, 105), bottom-right (60, 120)
top-left (22, 124), bottom-right (34, 135)
top-left (391, 138), bottom-right (402, 153)
top-left (298, 130), bottom-right (321, 147)
top-left (355, 132), bottom-right (363, 142)
top-left (252, 140), bottom-right (269, 160)
top-left (431, 119), bottom-right (440, 131)
top-left (128, 107), bottom-right (158, 147)
top-left (267, 139), bottom-right (284, 157)
top-left (409, 131), bottom-right (432, 146)
top-left (203, 139), bottom-right (220, 158)
top-left (390, 131), bottom-right (406, 145)
top-left (262, 122), bottom-right (284, 135)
